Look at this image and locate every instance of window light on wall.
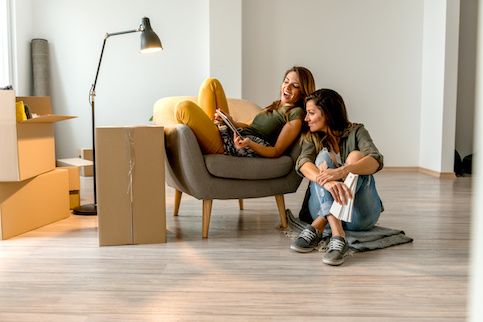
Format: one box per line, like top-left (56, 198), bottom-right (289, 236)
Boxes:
top-left (0, 0), bottom-right (12, 87)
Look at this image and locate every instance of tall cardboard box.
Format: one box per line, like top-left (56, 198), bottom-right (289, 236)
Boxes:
top-left (96, 126), bottom-right (166, 246)
top-left (0, 91), bottom-right (75, 181)
top-left (0, 168), bottom-right (70, 239)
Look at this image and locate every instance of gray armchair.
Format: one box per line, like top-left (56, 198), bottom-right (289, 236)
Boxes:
top-left (153, 96), bottom-right (303, 238)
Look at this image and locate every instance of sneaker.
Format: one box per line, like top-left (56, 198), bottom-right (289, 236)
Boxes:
top-left (322, 236), bottom-right (349, 266)
top-left (290, 226), bottom-right (322, 253)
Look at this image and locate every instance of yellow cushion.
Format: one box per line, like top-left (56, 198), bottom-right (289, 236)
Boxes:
top-left (153, 96), bottom-right (196, 126)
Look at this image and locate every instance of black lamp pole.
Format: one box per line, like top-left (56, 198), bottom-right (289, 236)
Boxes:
top-left (73, 17), bottom-right (162, 215)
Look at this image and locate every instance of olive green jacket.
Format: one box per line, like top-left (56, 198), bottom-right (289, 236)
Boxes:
top-left (295, 123), bottom-right (384, 176)
top-left (296, 123), bottom-right (384, 224)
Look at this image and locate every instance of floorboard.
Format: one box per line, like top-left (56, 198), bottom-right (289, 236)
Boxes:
top-left (0, 172), bottom-right (471, 321)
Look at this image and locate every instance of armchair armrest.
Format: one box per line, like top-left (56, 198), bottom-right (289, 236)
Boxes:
top-left (163, 124), bottom-right (213, 196)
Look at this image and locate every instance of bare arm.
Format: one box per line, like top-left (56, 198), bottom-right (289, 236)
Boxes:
top-left (299, 161), bottom-right (321, 182)
top-left (300, 161), bottom-right (352, 205)
top-left (342, 155), bottom-right (379, 175)
top-left (316, 155), bottom-right (379, 186)
top-left (234, 119), bottom-right (302, 158)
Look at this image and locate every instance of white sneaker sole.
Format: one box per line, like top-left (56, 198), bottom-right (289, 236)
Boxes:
top-left (322, 257), bottom-right (344, 266)
top-left (290, 244), bottom-right (315, 253)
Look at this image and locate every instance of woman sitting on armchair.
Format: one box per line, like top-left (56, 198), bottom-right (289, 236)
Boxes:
top-left (175, 66), bottom-right (315, 157)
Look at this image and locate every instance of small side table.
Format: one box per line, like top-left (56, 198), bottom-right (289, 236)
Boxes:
top-left (57, 157), bottom-right (93, 168)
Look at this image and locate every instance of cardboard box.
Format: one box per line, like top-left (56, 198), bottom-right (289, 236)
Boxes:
top-left (96, 126), bottom-right (166, 246)
top-left (56, 166), bottom-right (81, 210)
top-left (0, 168), bottom-right (70, 239)
top-left (0, 91), bottom-right (76, 181)
top-left (70, 191), bottom-right (80, 209)
top-left (79, 148), bottom-right (93, 177)
top-left (56, 165), bottom-right (80, 191)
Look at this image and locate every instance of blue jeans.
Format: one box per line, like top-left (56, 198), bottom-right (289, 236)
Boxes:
top-left (308, 149), bottom-right (382, 231)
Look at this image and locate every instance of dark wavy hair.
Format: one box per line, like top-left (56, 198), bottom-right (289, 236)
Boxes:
top-left (301, 88), bottom-right (350, 153)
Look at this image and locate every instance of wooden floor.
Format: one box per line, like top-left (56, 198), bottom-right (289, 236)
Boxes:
top-left (0, 172), bottom-right (471, 321)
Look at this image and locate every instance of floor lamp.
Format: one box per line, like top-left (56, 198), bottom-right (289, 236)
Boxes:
top-left (73, 17), bottom-right (163, 215)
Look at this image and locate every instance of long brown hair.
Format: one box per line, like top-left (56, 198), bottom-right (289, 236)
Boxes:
top-left (264, 66), bottom-right (315, 114)
top-left (301, 88), bottom-right (350, 153)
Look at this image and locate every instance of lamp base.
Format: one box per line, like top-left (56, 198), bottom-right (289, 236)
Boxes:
top-left (73, 203), bottom-right (97, 216)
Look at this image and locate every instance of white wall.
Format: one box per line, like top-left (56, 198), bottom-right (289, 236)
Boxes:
top-left (0, 0), bottom-right (13, 87)
top-left (469, 1), bottom-right (483, 318)
top-left (10, 0), bottom-right (32, 94)
top-left (11, 0), bottom-right (464, 173)
top-left (209, 0), bottom-right (242, 98)
top-left (441, 1), bottom-right (460, 173)
top-left (13, 0), bottom-right (209, 158)
top-left (419, 0), bottom-right (459, 173)
top-left (456, 0), bottom-right (477, 159)
top-left (242, 0), bottom-right (424, 168)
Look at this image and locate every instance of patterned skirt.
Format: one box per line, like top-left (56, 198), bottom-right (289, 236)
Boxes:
top-left (218, 124), bottom-right (270, 157)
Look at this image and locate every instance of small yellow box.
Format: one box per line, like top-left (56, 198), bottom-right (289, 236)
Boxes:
top-left (15, 101), bottom-right (27, 121)
top-left (69, 190), bottom-right (80, 209)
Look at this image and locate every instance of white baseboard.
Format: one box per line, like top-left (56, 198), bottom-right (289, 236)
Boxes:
top-left (381, 167), bottom-right (457, 179)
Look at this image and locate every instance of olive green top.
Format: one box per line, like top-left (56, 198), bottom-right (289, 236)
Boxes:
top-left (241, 105), bottom-right (304, 146)
top-left (296, 123), bottom-right (384, 175)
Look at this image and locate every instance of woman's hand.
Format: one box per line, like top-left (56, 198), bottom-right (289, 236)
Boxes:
top-left (214, 108), bottom-right (224, 124)
top-left (234, 135), bottom-right (251, 149)
top-left (316, 167), bottom-right (346, 186)
top-left (213, 110), bottom-right (222, 124)
top-left (215, 108), bottom-right (236, 125)
top-left (322, 180), bottom-right (352, 205)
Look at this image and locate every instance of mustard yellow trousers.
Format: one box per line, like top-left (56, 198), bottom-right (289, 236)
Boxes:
top-left (175, 78), bottom-right (230, 154)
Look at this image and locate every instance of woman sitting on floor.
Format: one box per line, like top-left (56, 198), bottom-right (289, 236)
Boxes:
top-left (290, 88), bottom-right (384, 266)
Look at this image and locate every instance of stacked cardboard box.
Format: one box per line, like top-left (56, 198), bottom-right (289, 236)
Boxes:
top-left (0, 90), bottom-right (74, 239)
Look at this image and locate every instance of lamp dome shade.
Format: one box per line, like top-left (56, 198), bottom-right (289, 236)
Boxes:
top-left (140, 17), bottom-right (162, 53)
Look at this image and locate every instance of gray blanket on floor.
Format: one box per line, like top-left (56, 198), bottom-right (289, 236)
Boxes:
top-left (286, 209), bottom-right (413, 252)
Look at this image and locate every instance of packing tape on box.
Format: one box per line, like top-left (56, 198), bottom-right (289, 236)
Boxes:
top-left (127, 128), bottom-right (136, 239)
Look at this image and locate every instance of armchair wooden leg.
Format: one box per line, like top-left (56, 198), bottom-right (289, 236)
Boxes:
top-left (174, 190), bottom-right (182, 216)
top-left (202, 199), bottom-right (213, 238)
top-left (275, 194), bottom-right (287, 229)
top-left (238, 199), bottom-right (244, 210)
